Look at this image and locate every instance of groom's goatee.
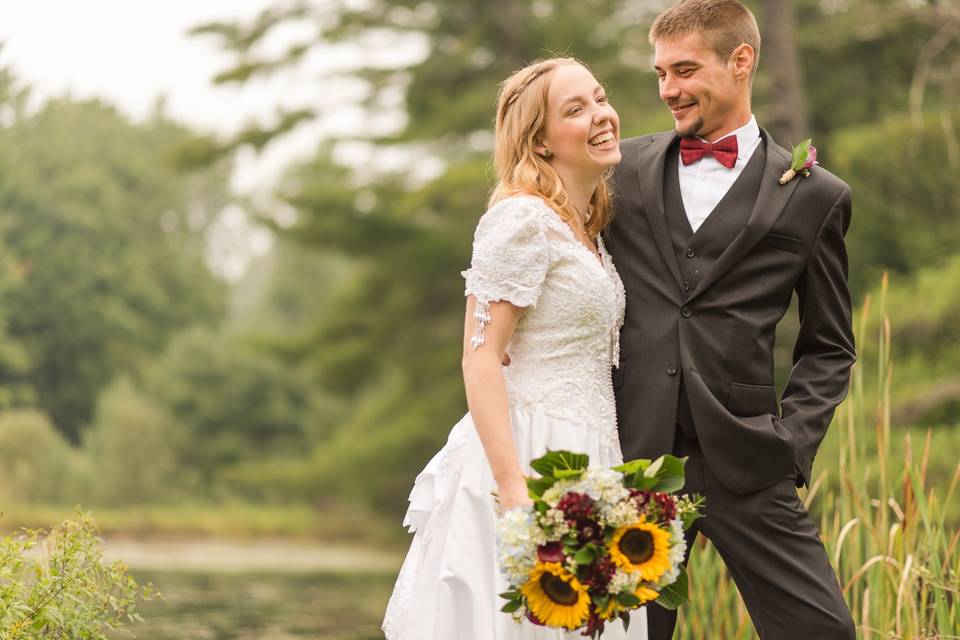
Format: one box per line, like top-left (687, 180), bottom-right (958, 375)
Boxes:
top-left (677, 117), bottom-right (705, 138)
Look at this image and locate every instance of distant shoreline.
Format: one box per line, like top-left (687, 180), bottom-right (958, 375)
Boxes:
top-left (103, 537), bottom-right (402, 573)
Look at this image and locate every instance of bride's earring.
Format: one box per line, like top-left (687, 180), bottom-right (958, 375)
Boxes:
top-left (542, 148), bottom-right (552, 157)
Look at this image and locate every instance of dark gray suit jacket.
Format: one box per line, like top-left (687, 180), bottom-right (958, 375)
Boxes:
top-left (606, 128), bottom-right (856, 494)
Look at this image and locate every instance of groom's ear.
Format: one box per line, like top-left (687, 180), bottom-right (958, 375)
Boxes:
top-left (729, 43), bottom-right (756, 82)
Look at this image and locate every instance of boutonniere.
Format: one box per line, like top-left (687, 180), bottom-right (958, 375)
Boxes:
top-left (778, 139), bottom-right (818, 185)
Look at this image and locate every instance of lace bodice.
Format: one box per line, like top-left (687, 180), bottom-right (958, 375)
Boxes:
top-left (462, 195), bottom-right (626, 449)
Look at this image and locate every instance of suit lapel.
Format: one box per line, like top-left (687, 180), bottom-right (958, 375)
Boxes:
top-left (637, 132), bottom-right (684, 290)
top-left (686, 128), bottom-right (800, 304)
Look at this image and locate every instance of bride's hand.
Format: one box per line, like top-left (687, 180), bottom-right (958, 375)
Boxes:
top-left (495, 478), bottom-right (534, 513)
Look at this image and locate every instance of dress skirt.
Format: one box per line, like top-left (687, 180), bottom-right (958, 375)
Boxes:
top-left (382, 403), bottom-right (648, 639)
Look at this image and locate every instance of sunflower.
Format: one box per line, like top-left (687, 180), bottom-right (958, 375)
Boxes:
top-left (520, 562), bottom-right (591, 630)
top-left (607, 519), bottom-right (672, 582)
top-left (597, 596), bottom-right (623, 621)
top-left (635, 585), bottom-right (660, 604)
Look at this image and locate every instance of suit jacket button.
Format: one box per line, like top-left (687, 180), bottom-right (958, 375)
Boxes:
top-left (682, 281), bottom-right (691, 291)
top-left (686, 248), bottom-right (696, 258)
top-left (681, 307), bottom-right (692, 318)
top-left (666, 364), bottom-right (678, 376)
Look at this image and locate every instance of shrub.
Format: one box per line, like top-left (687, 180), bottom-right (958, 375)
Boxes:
top-left (0, 411), bottom-right (78, 504)
top-left (0, 511), bottom-right (154, 639)
top-left (81, 379), bottom-right (179, 505)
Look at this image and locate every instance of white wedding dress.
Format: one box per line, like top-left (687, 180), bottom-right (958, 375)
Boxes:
top-left (382, 195), bottom-right (648, 639)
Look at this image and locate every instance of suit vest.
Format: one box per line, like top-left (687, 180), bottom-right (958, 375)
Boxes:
top-left (664, 140), bottom-right (767, 438)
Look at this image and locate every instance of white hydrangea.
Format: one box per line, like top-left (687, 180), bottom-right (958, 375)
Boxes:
top-left (510, 603), bottom-right (528, 624)
top-left (600, 499), bottom-right (641, 529)
top-left (608, 568), bottom-right (640, 595)
top-left (541, 479), bottom-right (576, 507)
top-left (569, 468), bottom-right (630, 508)
top-left (496, 507), bottom-right (542, 585)
top-left (658, 518), bottom-right (688, 588)
top-left (536, 508), bottom-right (571, 540)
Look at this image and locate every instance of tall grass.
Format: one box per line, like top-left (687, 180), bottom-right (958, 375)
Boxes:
top-left (676, 275), bottom-right (960, 639)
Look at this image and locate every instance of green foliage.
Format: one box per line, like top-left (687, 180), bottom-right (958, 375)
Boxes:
top-left (831, 111), bottom-right (960, 297)
top-left (839, 256), bottom-right (960, 433)
top-left (529, 450), bottom-right (590, 479)
top-left (0, 411), bottom-right (79, 504)
top-left (0, 95), bottom-right (229, 442)
top-left (80, 379), bottom-right (179, 506)
top-left (0, 512), bottom-right (155, 639)
top-left (792, 0), bottom-right (944, 140)
top-left (143, 328), bottom-right (312, 486)
top-left (654, 570), bottom-right (689, 611)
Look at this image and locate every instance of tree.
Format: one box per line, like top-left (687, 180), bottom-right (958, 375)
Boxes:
top-left (143, 328), bottom-right (312, 487)
top-left (0, 80), bottom-right (230, 442)
top-left (190, 0), bottom-right (955, 515)
top-left (758, 0), bottom-right (808, 143)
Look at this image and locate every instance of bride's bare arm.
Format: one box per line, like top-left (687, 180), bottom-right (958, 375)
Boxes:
top-left (461, 295), bottom-right (533, 511)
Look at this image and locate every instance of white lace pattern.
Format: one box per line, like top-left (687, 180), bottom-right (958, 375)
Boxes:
top-left (461, 195), bottom-right (627, 450)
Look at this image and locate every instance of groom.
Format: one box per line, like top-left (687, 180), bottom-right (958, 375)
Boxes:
top-left (607, 0), bottom-right (856, 638)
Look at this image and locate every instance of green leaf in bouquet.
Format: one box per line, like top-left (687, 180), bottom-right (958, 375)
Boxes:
top-left (612, 458), bottom-right (651, 475)
top-left (534, 500), bottom-right (549, 514)
top-left (499, 590), bottom-right (519, 600)
top-left (645, 455), bottom-right (687, 494)
top-left (619, 610), bottom-right (631, 632)
top-left (680, 494), bottom-right (706, 530)
top-left (530, 450), bottom-right (589, 479)
top-left (624, 474), bottom-right (658, 490)
top-left (573, 543), bottom-right (597, 565)
top-left (654, 568), bottom-right (690, 610)
top-left (562, 532), bottom-right (579, 546)
top-left (617, 592), bottom-right (642, 607)
top-left (501, 599), bottom-right (523, 613)
top-left (555, 468), bottom-right (586, 480)
top-left (527, 476), bottom-right (557, 498)
top-left (593, 593), bottom-right (610, 611)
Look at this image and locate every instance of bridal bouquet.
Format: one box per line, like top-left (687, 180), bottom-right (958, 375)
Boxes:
top-left (496, 451), bottom-right (703, 638)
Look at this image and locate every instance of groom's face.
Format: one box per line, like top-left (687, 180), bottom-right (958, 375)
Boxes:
top-left (654, 32), bottom-right (746, 142)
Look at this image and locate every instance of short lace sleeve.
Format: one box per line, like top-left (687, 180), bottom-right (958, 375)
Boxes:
top-left (461, 197), bottom-right (550, 349)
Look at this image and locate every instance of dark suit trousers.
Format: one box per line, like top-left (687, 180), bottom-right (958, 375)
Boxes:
top-left (646, 433), bottom-right (856, 640)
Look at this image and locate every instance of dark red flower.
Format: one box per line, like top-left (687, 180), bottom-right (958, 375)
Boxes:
top-left (537, 541), bottom-right (565, 563)
top-left (578, 555), bottom-right (616, 591)
top-left (653, 492), bottom-right (677, 522)
top-left (629, 488), bottom-right (651, 509)
top-left (574, 518), bottom-right (604, 545)
top-left (582, 613), bottom-right (605, 637)
top-left (557, 492), bottom-right (595, 521)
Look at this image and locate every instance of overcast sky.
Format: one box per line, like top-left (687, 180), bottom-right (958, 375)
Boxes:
top-left (0, 0), bottom-right (362, 195)
top-left (0, 1), bottom-right (432, 278)
top-left (1, 1), bottom-right (351, 278)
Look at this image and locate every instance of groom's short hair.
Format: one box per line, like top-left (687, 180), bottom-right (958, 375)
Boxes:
top-left (649, 0), bottom-right (761, 77)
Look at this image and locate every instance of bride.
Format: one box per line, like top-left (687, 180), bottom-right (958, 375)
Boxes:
top-left (382, 57), bottom-right (648, 639)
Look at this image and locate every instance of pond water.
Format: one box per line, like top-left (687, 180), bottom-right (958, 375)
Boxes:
top-left (116, 569), bottom-right (397, 639)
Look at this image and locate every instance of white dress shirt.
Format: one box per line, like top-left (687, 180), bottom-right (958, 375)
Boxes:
top-left (679, 114), bottom-right (762, 233)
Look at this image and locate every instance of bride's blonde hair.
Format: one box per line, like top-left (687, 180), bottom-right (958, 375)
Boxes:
top-left (489, 57), bottom-right (614, 239)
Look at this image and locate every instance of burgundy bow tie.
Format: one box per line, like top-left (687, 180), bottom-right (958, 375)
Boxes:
top-left (679, 135), bottom-right (739, 169)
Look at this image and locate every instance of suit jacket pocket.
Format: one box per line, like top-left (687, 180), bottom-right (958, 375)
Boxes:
top-left (726, 382), bottom-right (778, 417)
top-left (758, 232), bottom-right (802, 254)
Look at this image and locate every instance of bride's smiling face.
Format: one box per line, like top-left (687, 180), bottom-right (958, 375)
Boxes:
top-left (537, 64), bottom-right (621, 176)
